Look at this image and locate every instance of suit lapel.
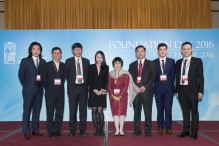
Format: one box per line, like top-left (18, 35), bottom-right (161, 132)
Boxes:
top-left (156, 59), bottom-right (162, 75)
top-left (188, 57), bottom-right (193, 77)
top-left (30, 57), bottom-right (37, 72)
top-left (164, 58), bottom-right (170, 74)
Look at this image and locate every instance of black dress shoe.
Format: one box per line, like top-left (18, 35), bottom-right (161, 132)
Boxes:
top-left (55, 132), bottom-right (63, 137)
top-left (145, 132), bottom-right (152, 138)
top-left (49, 132), bottom-right (56, 138)
top-left (99, 130), bottom-right (105, 136)
top-left (133, 131), bottom-right (142, 136)
top-left (190, 133), bottom-right (197, 139)
top-left (94, 131), bottom-right (99, 136)
top-left (177, 131), bottom-right (190, 137)
top-left (68, 131), bottom-right (76, 137)
top-left (80, 131), bottom-right (87, 136)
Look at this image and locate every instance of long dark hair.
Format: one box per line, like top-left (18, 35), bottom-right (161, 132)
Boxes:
top-left (95, 51), bottom-right (107, 70)
top-left (28, 42), bottom-right (43, 58)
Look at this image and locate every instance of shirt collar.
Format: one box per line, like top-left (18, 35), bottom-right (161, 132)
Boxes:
top-left (75, 56), bottom-right (82, 61)
top-left (183, 56), bottom-right (192, 61)
top-left (159, 57), bottom-right (166, 62)
top-left (138, 58), bottom-right (145, 64)
top-left (53, 59), bottom-right (60, 64)
top-left (32, 56), bottom-right (39, 60)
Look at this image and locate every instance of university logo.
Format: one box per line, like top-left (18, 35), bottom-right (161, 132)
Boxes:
top-left (4, 42), bottom-right (16, 64)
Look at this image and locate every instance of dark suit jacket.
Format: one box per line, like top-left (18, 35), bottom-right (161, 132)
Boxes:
top-left (176, 57), bottom-right (204, 93)
top-left (88, 64), bottom-right (109, 91)
top-left (153, 57), bottom-right (175, 95)
top-left (129, 59), bottom-right (156, 97)
top-left (65, 57), bottom-right (90, 96)
top-left (18, 56), bottom-right (46, 94)
top-left (42, 60), bottom-right (65, 97)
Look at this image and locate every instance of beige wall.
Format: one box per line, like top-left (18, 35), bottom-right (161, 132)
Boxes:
top-left (0, 1), bottom-right (218, 29)
top-left (212, 1), bottom-right (219, 28)
top-left (0, 1), bottom-right (4, 29)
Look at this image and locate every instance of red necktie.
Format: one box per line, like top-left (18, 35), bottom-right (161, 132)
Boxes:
top-left (138, 61), bottom-right (142, 77)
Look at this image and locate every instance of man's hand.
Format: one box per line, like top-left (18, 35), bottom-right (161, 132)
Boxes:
top-left (140, 86), bottom-right (146, 93)
top-left (198, 93), bottom-right (203, 100)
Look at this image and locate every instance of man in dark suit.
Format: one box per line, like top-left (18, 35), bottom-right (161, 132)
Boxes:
top-left (129, 45), bottom-right (156, 137)
top-left (18, 42), bottom-right (46, 140)
top-left (65, 43), bottom-right (90, 136)
top-left (176, 42), bottom-right (204, 140)
top-left (153, 43), bottom-right (175, 136)
top-left (42, 47), bottom-right (65, 138)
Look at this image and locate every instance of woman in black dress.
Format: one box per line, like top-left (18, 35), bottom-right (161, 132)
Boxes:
top-left (88, 51), bottom-right (109, 136)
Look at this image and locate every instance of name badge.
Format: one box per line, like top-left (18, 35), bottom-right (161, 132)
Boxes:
top-left (54, 79), bottom-right (61, 85)
top-left (36, 75), bottom-right (41, 81)
top-left (137, 77), bottom-right (141, 83)
top-left (182, 75), bottom-right (188, 81)
top-left (160, 75), bottom-right (167, 81)
top-left (114, 89), bottom-right (120, 95)
top-left (77, 75), bottom-right (84, 81)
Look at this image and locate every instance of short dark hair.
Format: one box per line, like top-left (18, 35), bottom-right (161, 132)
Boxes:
top-left (28, 42), bottom-right (42, 58)
top-left (135, 45), bottom-right (146, 52)
top-left (157, 43), bottom-right (167, 50)
top-left (95, 51), bottom-right (107, 70)
top-left (181, 41), bottom-right (192, 49)
top-left (51, 47), bottom-right (62, 54)
top-left (112, 57), bottom-right (123, 67)
top-left (72, 43), bottom-right (83, 50)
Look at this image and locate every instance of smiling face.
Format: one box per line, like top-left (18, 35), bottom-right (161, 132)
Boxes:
top-left (95, 53), bottom-right (103, 65)
top-left (158, 46), bottom-right (167, 58)
top-left (73, 47), bottom-right (82, 58)
top-left (136, 47), bottom-right (146, 60)
top-left (31, 45), bottom-right (41, 58)
top-left (181, 44), bottom-right (192, 58)
top-left (52, 49), bottom-right (62, 61)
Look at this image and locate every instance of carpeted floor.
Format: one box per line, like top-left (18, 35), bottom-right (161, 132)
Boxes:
top-left (0, 121), bottom-right (218, 146)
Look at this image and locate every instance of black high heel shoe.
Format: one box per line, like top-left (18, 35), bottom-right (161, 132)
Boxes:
top-left (120, 133), bottom-right (125, 137)
top-left (114, 132), bottom-right (119, 137)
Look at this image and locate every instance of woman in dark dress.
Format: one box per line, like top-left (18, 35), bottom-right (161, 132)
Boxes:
top-left (108, 57), bottom-right (140, 137)
top-left (88, 51), bottom-right (109, 136)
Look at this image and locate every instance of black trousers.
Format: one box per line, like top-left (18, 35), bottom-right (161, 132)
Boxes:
top-left (68, 85), bottom-right (88, 131)
top-left (178, 86), bottom-right (199, 133)
top-left (133, 93), bottom-right (153, 133)
top-left (45, 91), bottom-right (64, 134)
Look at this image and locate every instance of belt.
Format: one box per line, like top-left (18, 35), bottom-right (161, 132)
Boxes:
top-left (180, 85), bottom-right (188, 87)
top-left (75, 83), bottom-right (84, 86)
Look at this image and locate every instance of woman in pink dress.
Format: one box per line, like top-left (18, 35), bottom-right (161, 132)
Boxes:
top-left (108, 57), bottom-right (140, 137)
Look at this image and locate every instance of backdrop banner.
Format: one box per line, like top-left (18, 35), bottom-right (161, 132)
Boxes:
top-left (0, 29), bottom-right (218, 121)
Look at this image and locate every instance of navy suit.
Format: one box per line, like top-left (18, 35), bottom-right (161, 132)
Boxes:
top-left (65, 57), bottom-right (90, 131)
top-left (153, 57), bottom-right (175, 130)
top-left (42, 61), bottom-right (65, 134)
top-left (18, 56), bottom-right (46, 134)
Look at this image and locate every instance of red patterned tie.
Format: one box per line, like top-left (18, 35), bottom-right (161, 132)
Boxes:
top-left (138, 61), bottom-right (142, 77)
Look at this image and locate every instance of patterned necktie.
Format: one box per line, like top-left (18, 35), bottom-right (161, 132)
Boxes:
top-left (77, 59), bottom-right (82, 84)
top-left (182, 59), bottom-right (188, 84)
top-left (36, 59), bottom-right (39, 73)
top-left (162, 60), bottom-right (164, 74)
top-left (138, 61), bottom-right (142, 77)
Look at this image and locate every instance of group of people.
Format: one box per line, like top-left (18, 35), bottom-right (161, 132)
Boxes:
top-left (18, 41), bottom-right (204, 140)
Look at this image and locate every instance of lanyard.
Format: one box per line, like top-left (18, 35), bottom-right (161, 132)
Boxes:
top-left (52, 61), bottom-right (59, 78)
